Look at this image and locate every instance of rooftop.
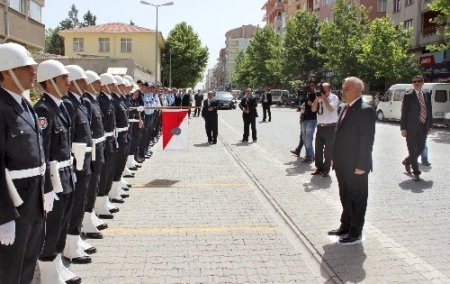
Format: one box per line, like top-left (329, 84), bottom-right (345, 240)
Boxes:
top-left (60, 22), bottom-right (155, 34)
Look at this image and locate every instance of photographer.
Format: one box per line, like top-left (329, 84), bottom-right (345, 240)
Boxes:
top-left (311, 83), bottom-right (339, 177)
top-left (301, 79), bottom-right (319, 163)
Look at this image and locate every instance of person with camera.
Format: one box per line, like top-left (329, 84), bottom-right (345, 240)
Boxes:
top-left (301, 79), bottom-right (319, 163)
top-left (311, 83), bottom-right (339, 177)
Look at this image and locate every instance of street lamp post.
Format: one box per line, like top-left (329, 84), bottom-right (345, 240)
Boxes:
top-left (140, 1), bottom-right (174, 83)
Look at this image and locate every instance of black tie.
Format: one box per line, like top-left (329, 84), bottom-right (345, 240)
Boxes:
top-left (59, 103), bottom-right (69, 124)
top-left (21, 98), bottom-right (35, 125)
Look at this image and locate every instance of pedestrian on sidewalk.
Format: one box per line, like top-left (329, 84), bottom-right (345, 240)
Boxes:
top-left (329, 76), bottom-right (376, 245)
top-left (239, 88), bottom-right (258, 143)
top-left (301, 79), bottom-right (319, 163)
top-left (202, 91), bottom-right (219, 144)
top-left (311, 83), bottom-right (339, 177)
top-left (261, 86), bottom-right (272, 122)
top-left (400, 75), bottom-right (433, 181)
top-left (194, 90), bottom-right (203, 117)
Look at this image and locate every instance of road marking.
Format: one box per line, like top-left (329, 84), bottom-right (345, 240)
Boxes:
top-left (105, 225), bottom-right (279, 235)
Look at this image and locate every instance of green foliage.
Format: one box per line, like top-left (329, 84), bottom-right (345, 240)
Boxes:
top-left (358, 17), bottom-right (420, 84)
top-left (282, 10), bottom-right (322, 81)
top-left (44, 28), bottom-right (64, 55)
top-left (161, 22), bottom-right (209, 87)
top-left (244, 25), bottom-right (283, 88)
top-left (81, 10), bottom-right (97, 27)
top-left (232, 51), bottom-right (252, 88)
top-left (319, 0), bottom-right (369, 81)
top-left (59, 4), bottom-right (80, 30)
top-left (427, 0), bottom-right (450, 50)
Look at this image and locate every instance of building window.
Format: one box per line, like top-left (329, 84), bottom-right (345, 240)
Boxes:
top-left (377, 0), bottom-right (387, 12)
top-left (394, 0), bottom-right (401, 13)
top-left (73, 38), bottom-right (84, 52)
top-left (121, 38), bottom-right (132, 53)
top-left (405, 0), bottom-right (413, 6)
top-left (404, 19), bottom-right (413, 29)
top-left (434, 90), bottom-right (448, 103)
top-left (29, 0), bottom-right (42, 22)
top-left (325, 0), bottom-right (335, 5)
top-left (9, 0), bottom-right (24, 13)
top-left (99, 38), bottom-right (110, 53)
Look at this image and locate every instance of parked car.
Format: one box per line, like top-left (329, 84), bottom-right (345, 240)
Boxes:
top-left (270, 89), bottom-right (290, 105)
top-left (376, 83), bottom-right (450, 122)
top-left (215, 91), bottom-right (237, 110)
top-left (362, 94), bottom-right (375, 109)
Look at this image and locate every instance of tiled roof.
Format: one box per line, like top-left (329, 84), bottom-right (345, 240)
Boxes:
top-left (60, 22), bottom-right (154, 33)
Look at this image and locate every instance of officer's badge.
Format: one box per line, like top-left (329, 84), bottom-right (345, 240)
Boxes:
top-left (37, 117), bottom-right (48, 129)
top-left (171, 127), bottom-right (181, 135)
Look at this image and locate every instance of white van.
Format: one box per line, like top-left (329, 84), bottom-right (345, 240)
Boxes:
top-left (270, 89), bottom-right (290, 105)
top-left (376, 83), bottom-right (450, 123)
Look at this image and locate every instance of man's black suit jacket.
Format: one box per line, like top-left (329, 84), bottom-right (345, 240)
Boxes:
top-left (400, 89), bottom-right (433, 132)
top-left (239, 96), bottom-right (258, 118)
top-left (333, 97), bottom-right (376, 174)
top-left (262, 92), bottom-right (272, 105)
top-left (201, 98), bottom-right (219, 119)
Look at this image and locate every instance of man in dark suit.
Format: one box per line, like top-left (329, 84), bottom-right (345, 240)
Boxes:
top-left (194, 90), bottom-right (203, 117)
top-left (0, 43), bottom-right (46, 284)
top-left (239, 88), bottom-right (258, 142)
top-left (329, 77), bottom-right (376, 245)
top-left (400, 75), bottom-right (433, 181)
top-left (182, 88), bottom-right (192, 118)
top-left (261, 86), bottom-right (272, 122)
top-left (34, 60), bottom-right (82, 284)
top-left (202, 91), bottom-right (219, 144)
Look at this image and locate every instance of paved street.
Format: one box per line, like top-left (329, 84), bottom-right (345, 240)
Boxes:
top-left (37, 105), bottom-right (450, 283)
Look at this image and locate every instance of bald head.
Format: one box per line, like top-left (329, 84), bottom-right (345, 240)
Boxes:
top-left (342, 77), bottom-right (364, 104)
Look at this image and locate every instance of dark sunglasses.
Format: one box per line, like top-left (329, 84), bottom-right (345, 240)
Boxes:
top-left (412, 80), bottom-right (423, 83)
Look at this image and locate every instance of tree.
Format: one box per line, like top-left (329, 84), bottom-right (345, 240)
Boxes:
top-left (282, 10), bottom-right (323, 81)
top-left (59, 4), bottom-right (80, 30)
top-left (358, 17), bottom-right (420, 85)
top-left (45, 28), bottom-right (65, 55)
top-left (81, 10), bottom-right (96, 27)
top-left (161, 22), bottom-right (209, 87)
top-left (319, 0), bottom-right (369, 83)
top-left (232, 51), bottom-right (252, 88)
top-left (245, 25), bottom-right (282, 88)
top-left (130, 20), bottom-right (135, 26)
top-left (427, 0), bottom-right (450, 50)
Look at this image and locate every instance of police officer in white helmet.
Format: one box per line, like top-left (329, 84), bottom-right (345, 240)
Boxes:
top-left (34, 59), bottom-right (81, 284)
top-left (0, 42), bottom-right (46, 284)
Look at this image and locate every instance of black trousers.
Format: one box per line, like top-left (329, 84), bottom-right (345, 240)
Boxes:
top-left (194, 105), bottom-right (201, 116)
top-left (98, 138), bottom-right (117, 196)
top-left (0, 178), bottom-right (45, 284)
top-left (129, 122), bottom-right (140, 156)
top-left (205, 116), bottom-right (218, 142)
top-left (404, 123), bottom-right (427, 176)
top-left (39, 192), bottom-right (73, 260)
top-left (314, 125), bottom-right (336, 173)
top-left (85, 142), bottom-right (105, 212)
top-left (243, 115), bottom-right (257, 141)
top-left (336, 171), bottom-right (368, 236)
top-left (113, 132), bottom-right (129, 182)
top-left (262, 103), bottom-right (271, 121)
top-left (67, 163), bottom-right (91, 235)
top-left (140, 114), bottom-right (154, 156)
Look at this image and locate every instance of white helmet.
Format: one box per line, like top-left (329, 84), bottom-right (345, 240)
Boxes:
top-left (0, 43), bottom-right (37, 71)
top-left (85, 70), bottom-right (101, 84)
top-left (37, 60), bottom-right (69, 83)
top-left (123, 78), bottom-right (132, 87)
top-left (131, 83), bottom-right (140, 93)
top-left (123, 75), bottom-right (134, 83)
top-left (100, 73), bottom-right (117, 86)
top-left (66, 65), bottom-right (87, 82)
top-left (114, 75), bottom-right (124, 85)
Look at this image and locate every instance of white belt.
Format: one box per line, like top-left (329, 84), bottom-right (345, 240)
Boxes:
top-left (116, 127), bottom-right (129, 133)
top-left (8, 163), bottom-right (46, 180)
top-left (129, 119), bottom-right (139, 123)
top-left (85, 147), bottom-right (93, 153)
top-left (93, 136), bottom-right (106, 144)
top-left (104, 131), bottom-right (114, 137)
top-left (54, 158), bottom-right (73, 169)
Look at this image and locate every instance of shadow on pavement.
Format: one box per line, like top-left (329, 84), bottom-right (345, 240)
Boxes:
top-left (284, 160), bottom-right (309, 176)
top-left (232, 142), bottom-right (251, 147)
top-left (193, 142), bottom-right (210, 147)
top-left (303, 175), bottom-right (332, 192)
top-left (398, 179), bottom-right (433, 193)
top-left (144, 179), bottom-right (180, 188)
top-left (429, 130), bottom-right (450, 144)
top-left (321, 243), bottom-right (366, 283)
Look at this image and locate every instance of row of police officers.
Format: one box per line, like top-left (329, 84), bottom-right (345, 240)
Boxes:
top-left (0, 42), bottom-right (162, 284)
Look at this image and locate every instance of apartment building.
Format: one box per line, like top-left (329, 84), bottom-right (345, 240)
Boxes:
top-left (0, 0), bottom-right (45, 49)
top-left (59, 22), bottom-right (163, 81)
top-left (262, 0), bottom-right (288, 33)
top-left (319, 0), bottom-right (386, 20)
top-left (387, 0), bottom-right (449, 82)
top-left (224, 25), bottom-right (258, 85)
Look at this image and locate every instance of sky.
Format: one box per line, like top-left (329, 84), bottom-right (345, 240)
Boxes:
top-left (43, 0), bottom-right (266, 72)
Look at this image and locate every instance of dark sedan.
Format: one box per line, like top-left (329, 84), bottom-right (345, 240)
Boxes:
top-left (215, 91), bottom-right (237, 110)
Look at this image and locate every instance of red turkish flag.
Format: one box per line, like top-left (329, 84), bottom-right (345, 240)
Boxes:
top-left (162, 110), bottom-right (189, 150)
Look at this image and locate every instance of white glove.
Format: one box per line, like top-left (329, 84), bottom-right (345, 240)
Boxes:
top-left (0, 221), bottom-right (15, 246)
top-left (44, 191), bottom-right (60, 213)
top-left (137, 106), bottom-right (145, 112)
